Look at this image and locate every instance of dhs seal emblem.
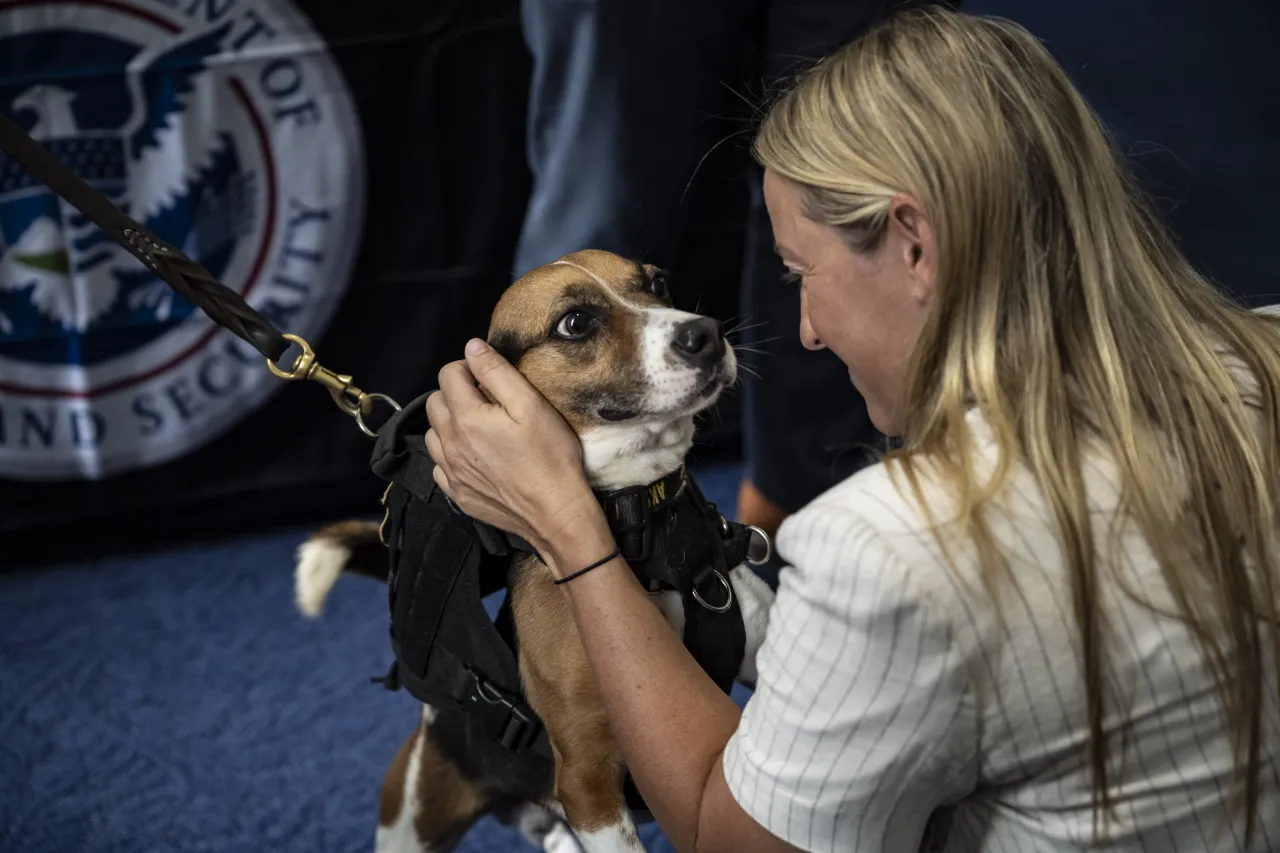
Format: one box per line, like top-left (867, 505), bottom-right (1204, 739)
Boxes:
top-left (0, 0), bottom-right (365, 480)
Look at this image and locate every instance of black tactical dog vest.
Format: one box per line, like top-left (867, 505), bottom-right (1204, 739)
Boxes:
top-left (368, 394), bottom-right (759, 813)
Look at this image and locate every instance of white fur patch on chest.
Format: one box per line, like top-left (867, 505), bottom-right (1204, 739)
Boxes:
top-left (579, 418), bottom-right (694, 490)
top-left (650, 589), bottom-right (686, 638)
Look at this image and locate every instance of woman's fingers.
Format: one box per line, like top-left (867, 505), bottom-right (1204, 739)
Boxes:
top-left (429, 456), bottom-right (530, 539)
top-left (431, 462), bottom-right (451, 495)
top-left (425, 427), bottom-right (445, 468)
top-left (419, 338), bottom-right (593, 548)
top-left (461, 339), bottom-right (536, 419)
top-left (424, 389), bottom-right (453, 438)
top-left (437, 359), bottom-right (489, 411)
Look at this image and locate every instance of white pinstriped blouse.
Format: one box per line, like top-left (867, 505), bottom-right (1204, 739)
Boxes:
top-left (721, 404), bottom-right (1280, 852)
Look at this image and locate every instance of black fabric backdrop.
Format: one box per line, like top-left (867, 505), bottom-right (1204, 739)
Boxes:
top-left (0, 0), bottom-right (749, 565)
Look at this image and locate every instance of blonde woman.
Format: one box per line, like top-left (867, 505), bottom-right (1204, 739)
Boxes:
top-left (423, 7), bottom-right (1280, 852)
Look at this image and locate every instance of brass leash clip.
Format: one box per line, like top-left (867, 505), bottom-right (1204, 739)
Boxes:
top-left (266, 333), bottom-right (401, 438)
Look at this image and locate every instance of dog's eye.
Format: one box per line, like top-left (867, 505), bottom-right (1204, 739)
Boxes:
top-left (553, 311), bottom-right (596, 340)
top-left (649, 271), bottom-right (670, 300)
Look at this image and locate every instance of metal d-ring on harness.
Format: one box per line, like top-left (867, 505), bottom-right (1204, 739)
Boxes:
top-left (692, 570), bottom-right (734, 614)
top-left (684, 513), bottom-right (770, 613)
top-left (0, 111), bottom-right (777, 820)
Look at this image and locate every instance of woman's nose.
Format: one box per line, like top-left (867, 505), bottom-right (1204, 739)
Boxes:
top-left (799, 303), bottom-right (824, 351)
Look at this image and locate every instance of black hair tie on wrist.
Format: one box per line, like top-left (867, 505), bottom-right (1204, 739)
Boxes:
top-left (553, 548), bottom-right (621, 586)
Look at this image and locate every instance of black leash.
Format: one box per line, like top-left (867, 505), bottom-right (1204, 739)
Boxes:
top-left (0, 112), bottom-right (400, 437)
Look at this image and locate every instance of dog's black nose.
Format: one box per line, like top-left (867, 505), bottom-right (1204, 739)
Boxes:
top-left (671, 317), bottom-right (725, 366)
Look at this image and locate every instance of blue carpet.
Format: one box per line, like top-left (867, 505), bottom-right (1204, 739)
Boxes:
top-left (0, 464), bottom-right (747, 853)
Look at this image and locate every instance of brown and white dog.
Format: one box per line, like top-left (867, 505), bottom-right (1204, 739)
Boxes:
top-left (294, 250), bottom-right (775, 853)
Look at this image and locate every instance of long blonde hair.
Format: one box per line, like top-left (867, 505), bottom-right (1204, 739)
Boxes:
top-left (755, 6), bottom-right (1280, 845)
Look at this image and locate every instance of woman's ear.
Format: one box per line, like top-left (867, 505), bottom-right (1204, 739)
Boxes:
top-left (889, 195), bottom-right (935, 305)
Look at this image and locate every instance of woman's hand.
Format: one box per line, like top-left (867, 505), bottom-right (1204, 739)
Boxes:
top-left (424, 338), bottom-right (604, 559)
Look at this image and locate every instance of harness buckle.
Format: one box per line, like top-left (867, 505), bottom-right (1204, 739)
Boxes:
top-left (606, 488), bottom-right (654, 562)
top-left (457, 667), bottom-right (541, 753)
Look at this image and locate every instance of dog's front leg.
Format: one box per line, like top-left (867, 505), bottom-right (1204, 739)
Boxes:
top-left (511, 560), bottom-right (645, 853)
top-left (545, 718), bottom-right (643, 853)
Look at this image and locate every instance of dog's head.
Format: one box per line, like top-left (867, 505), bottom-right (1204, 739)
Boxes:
top-left (487, 250), bottom-right (737, 489)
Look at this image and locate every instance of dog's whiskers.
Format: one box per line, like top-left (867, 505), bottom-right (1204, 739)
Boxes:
top-left (680, 127), bottom-right (754, 206)
top-left (724, 317), bottom-right (768, 337)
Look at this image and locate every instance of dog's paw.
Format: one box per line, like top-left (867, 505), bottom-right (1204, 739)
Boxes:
top-left (510, 802), bottom-right (583, 853)
top-left (541, 823), bottom-right (584, 853)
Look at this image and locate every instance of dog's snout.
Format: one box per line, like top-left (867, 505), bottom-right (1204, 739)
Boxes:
top-left (671, 317), bottom-right (725, 366)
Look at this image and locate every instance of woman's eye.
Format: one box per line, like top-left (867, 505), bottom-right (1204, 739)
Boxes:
top-left (554, 311), bottom-right (595, 340)
top-left (781, 270), bottom-right (802, 287)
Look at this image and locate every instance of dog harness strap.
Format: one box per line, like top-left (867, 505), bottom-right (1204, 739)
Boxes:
top-left (380, 479), bottom-right (553, 763)
top-left (371, 399), bottom-right (554, 767)
top-left (370, 393), bottom-right (438, 500)
top-left (681, 524), bottom-right (749, 695)
top-left (594, 466), bottom-right (687, 563)
top-left (625, 471), bottom-right (750, 694)
top-left (400, 502), bottom-right (475, 677)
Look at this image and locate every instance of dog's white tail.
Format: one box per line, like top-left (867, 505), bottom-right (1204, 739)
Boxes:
top-left (294, 520), bottom-right (386, 617)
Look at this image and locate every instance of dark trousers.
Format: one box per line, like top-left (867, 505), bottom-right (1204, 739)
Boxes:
top-left (515, 0), bottom-right (936, 518)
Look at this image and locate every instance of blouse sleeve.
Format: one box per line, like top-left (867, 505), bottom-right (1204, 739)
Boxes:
top-left (721, 503), bottom-right (979, 853)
